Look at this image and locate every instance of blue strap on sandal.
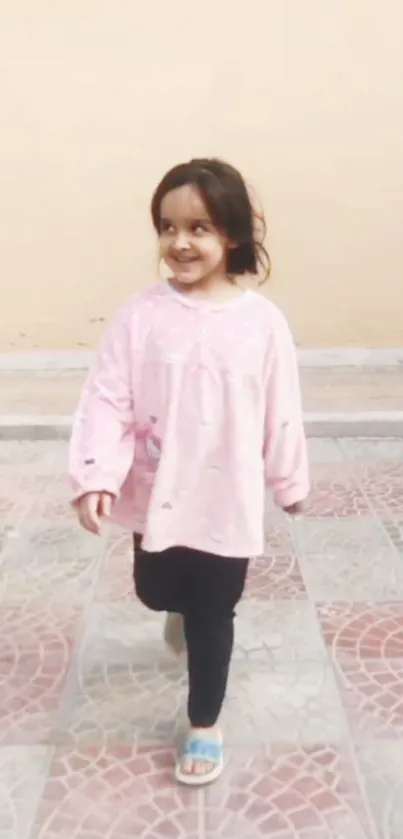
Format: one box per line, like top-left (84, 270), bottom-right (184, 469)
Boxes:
top-left (175, 734), bottom-right (224, 786)
top-left (183, 738), bottom-right (222, 762)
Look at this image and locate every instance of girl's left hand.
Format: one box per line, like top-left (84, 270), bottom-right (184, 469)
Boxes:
top-left (283, 500), bottom-right (305, 516)
top-left (77, 491), bottom-right (113, 535)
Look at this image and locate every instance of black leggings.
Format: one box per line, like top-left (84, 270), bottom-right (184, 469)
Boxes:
top-left (133, 537), bottom-right (249, 728)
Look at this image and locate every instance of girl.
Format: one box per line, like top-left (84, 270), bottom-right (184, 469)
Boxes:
top-left (69, 158), bottom-right (309, 786)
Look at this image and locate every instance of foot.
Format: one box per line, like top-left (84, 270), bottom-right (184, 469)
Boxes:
top-left (164, 613), bottom-right (186, 656)
top-left (177, 727), bottom-right (223, 781)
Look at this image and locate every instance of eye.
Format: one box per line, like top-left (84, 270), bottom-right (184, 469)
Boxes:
top-left (192, 223), bottom-right (207, 234)
top-left (160, 221), bottom-right (174, 233)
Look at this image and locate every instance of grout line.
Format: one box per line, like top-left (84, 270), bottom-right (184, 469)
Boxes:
top-left (198, 788), bottom-right (206, 839)
top-left (343, 734), bottom-right (380, 839)
top-left (25, 744), bottom-right (57, 839)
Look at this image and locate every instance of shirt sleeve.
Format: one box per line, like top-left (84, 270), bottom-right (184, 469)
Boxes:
top-left (263, 310), bottom-right (310, 508)
top-left (68, 304), bottom-right (135, 502)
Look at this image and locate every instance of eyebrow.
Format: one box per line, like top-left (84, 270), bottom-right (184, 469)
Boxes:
top-left (160, 216), bottom-right (211, 225)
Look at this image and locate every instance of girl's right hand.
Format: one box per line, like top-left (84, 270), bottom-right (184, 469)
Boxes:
top-left (76, 492), bottom-right (113, 535)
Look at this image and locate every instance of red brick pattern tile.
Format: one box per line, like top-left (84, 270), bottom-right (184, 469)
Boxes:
top-left (246, 555), bottom-right (307, 601)
top-left (335, 658), bottom-right (403, 736)
top-left (304, 465), bottom-right (371, 518)
top-left (317, 603), bottom-right (403, 660)
top-left (205, 745), bottom-right (372, 838)
top-left (94, 532), bottom-right (134, 603)
top-left (0, 525), bottom-right (102, 607)
top-left (0, 606), bottom-right (80, 745)
top-left (33, 745), bottom-right (200, 839)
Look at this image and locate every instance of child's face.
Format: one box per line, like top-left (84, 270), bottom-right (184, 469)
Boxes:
top-left (158, 184), bottom-right (229, 286)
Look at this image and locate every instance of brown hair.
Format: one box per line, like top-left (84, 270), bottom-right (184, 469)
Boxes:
top-left (151, 158), bottom-right (271, 282)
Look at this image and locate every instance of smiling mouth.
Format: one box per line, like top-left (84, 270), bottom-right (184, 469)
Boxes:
top-left (172, 255), bottom-right (199, 263)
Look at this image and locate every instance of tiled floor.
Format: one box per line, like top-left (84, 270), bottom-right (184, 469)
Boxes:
top-left (0, 438), bottom-right (403, 838)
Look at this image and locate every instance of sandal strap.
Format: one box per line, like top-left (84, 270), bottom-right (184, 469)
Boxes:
top-left (182, 737), bottom-right (222, 763)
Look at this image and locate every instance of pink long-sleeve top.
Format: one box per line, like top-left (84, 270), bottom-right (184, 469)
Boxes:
top-left (69, 282), bottom-right (309, 557)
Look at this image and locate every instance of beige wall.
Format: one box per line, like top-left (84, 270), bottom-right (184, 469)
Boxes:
top-left (1, 0), bottom-right (403, 350)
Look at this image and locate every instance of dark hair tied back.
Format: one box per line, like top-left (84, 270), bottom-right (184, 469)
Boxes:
top-left (151, 157), bottom-right (271, 282)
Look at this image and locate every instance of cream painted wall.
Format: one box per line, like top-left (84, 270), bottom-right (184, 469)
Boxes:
top-left (1, 0), bottom-right (403, 350)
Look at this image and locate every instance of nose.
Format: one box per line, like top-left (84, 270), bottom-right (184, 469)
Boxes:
top-left (173, 230), bottom-right (190, 249)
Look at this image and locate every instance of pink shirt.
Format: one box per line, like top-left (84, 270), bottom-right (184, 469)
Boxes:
top-left (69, 282), bottom-right (309, 557)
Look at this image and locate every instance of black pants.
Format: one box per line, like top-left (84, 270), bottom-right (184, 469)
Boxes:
top-left (133, 537), bottom-right (249, 728)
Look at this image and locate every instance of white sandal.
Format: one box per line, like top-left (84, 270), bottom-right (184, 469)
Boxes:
top-left (175, 731), bottom-right (224, 786)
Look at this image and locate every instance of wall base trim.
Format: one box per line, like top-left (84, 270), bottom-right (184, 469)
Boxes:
top-left (0, 348), bottom-right (403, 371)
top-left (1, 411), bottom-right (402, 440)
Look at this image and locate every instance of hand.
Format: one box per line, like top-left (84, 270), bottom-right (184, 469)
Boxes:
top-left (283, 500), bottom-right (305, 516)
top-left (77, 492), bottom-right (113, 535)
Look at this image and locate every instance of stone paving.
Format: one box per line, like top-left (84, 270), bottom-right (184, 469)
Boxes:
top-left (1, 367), bottom-right (403, 415)
top-left (1, 438), bottom-right (403, 838)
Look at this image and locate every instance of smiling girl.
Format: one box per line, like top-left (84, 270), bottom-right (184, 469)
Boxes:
top-left (69, 158), bottom-right (309, 786)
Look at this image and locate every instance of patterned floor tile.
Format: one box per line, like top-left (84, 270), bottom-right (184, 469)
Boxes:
top-left (356, 459), bottom-right (403, 484)
top-left (0, 746), bottom-right (51, 839)
top-left (58, 602), bottom-right (334, 747)
top-left (0, 441), bottom-right (60, 470)
top-left (84, 599), bottom-right (326, 670)
top-left (342, 440), bottom-right (403, 514)
top-left (356, 469), bottom-right (403, 515)
top-left (383, 518), bottom-right (403, 554)
top-left (59, 659), bottom-right (186, 748)
top-left (2, 438), bottom-right (403, 838)
top-left (28, 478), bottom-right (78, 523)
top-left (306, 438), bottom-right (346, 463)
top-left (58, 603), bottom-right (186, 746)
top-left (303, 465), bottom-right (370, 518)
top-left (95, 532), bottom-right (134, 603)
top-left (32, 498), bottom-right (78, 523)
top-left (32, 745), bottom-right (200, 839)
top-left (292, 517), bottom-right (390, 555)
top-left (0, 452), bottom-right (69, 524)
top-left (76, 603), bottom-right (168, 666)
top-left (264, 496), bottom-right (296, 548)
top-left (223, 662), bottom-right (347, 746)
top-left (342, 439), bottom-right (403, 462)
top-left (0, 524), bottom-right (102, 606)
top-left (264, 519), bottom-right (296, 553)
top-left (300, 549), bottom-right (403, 601)
top-left (59, 657), bottom-right (345, 749)
top-left (335, 658), bottom-right (403, 737)
top-left (235, 599), bottom-right (326, 663)
top-left (317, 603), bottom-right (403, 661)
top-left (0, 607), bottom-right (79, 744)
top-left (355, 738), bottom-right (403, 839)
top-left (0, 526), bottom-right (19, 555)
top-left (292, 516), bottom-right (402, 602)
top-left (204, 744), bottom-right (372, 838)
top-left (245, 555), bottom-right (307, 601)
top-left (0, 476), bottom-right (34, 527)
top-left (0, 451), bottom-right (63, 528)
